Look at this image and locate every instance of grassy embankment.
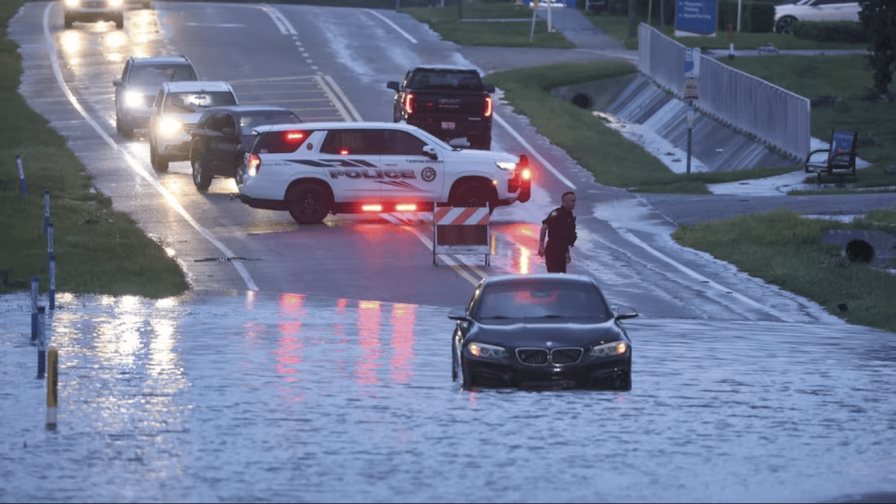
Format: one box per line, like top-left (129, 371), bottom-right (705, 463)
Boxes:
top-left (401, 1), bottom-right (573, 48)
top-left (0, 0), bottom-right (188, 297)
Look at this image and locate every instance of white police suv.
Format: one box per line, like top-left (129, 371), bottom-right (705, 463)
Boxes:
top-left (148, 81), bottom-right (238, 172)
top-left (237, 122), bottom-right (532, 225)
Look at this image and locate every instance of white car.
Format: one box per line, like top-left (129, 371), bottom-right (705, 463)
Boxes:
top-left (774, 1), bottom-right (861, 34)
top-left (148, 81), bottom-right (238, 172)
top-left (237, 122), bottom-right (532, 225)
top-left (113, 55), bottom-right (198, 139)
top-left (63, 0), bottom-right (125, 29)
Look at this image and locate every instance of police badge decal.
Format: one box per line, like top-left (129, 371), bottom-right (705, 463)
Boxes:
top-left (421, 167), bottom-right (437, 183)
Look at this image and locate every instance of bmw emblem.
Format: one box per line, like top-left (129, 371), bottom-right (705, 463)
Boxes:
top-left (421, 166), bottom-right (437, 183)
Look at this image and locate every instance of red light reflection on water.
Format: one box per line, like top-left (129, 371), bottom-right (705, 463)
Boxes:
top-left (389, 303), bottom-right (416, 384)
top-left (356, 300), bottom-right (382, 385)
top-left (275, 293), bottom-right (306, 384)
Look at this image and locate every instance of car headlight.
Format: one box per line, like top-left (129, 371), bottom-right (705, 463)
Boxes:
top-left (158, 116), bottom-right (183, 137)
top-left (65, 0), bottom-right (80, 7)
top-left (107, 0), bottom-right (124, 7)
top-left (468, 342), bottom-right (507, 359)
top-left (590, 341), bottom-right (628, 358)
top-left (124, 91), bottom-right (143, 108)
top-left (496, 161), bottom-right (517, 171)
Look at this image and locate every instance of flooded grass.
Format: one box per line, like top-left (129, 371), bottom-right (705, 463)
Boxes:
top-left (673, 210), bottom-right (896, 333)
top-left (0, 0), bottom-right (188, 297)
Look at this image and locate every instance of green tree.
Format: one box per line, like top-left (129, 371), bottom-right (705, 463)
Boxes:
top-left (859, 0), bottom-right (896, 98)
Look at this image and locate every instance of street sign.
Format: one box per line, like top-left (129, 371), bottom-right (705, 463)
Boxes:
top-left (683, 47), bottom-right (700, 100)
top-left (674, 0), bottom-right (718, 37)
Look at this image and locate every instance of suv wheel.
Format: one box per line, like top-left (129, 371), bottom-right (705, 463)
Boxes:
top-left (114, 13), bottom-right (124, 29)
top-left (150, 142), bottom-right (169, 173)
top-left (287, 182), bottom-right (331, 225)
top-left (64, 13), bottom-right (74, 29)
top-left (191, 157), bottom-right (212, 192)
top-left (116, 114), bottom-right (133, 139)
top-left (450, 180), bottom-right (493, 210)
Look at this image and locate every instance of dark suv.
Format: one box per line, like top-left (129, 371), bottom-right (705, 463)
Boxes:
top-left (387, 67), bottom-right (496, 150)
top-left (113, 55), bottom-right (198, 138)
top-left (189, 105), bottom-right (301, 192)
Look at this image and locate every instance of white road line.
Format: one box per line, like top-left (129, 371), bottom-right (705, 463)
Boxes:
top-left (185, 22), bottom-right (244, 28)
top-left (314, 75), bottom-right (353, 122)
top-left (493, 112), bottom-right (576, 190)
top-left (42, 3), bottom-right (259, 292)
top-left (228, 75), bottom-right (316, 84)
top-left (323, 75), bottom-right (363, 121)
top-left (380, 215), bottom-right (480, 286)
top-left (365, 9), bottom-right (417, 44)
top-left (261, 4), bottom-right (296, 35)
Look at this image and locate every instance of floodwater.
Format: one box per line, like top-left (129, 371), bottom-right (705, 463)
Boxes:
top-left (1, 291), bottom-right (894, 502)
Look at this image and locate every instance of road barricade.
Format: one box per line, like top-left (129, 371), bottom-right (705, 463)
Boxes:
top-left (432, 206), bottom-right (491, 267)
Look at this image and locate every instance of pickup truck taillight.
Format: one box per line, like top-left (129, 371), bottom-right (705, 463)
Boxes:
top-left (247, 153), bottom-right (261, 176)
top-left (403, 93), bottom-right (414, 115)
top-left (484, 96), bottom-right (493, 118)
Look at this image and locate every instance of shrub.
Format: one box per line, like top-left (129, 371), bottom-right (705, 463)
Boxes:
top-left (792, 21), bottom-right (868, 43)
top-left (718, 0), bottom-right (775, 33)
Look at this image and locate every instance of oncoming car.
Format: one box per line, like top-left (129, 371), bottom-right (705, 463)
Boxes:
top-left (63, 0), bottom-right (125, 29)
top-left (113, 55), bottom-right (198, 138)
top-left (237, 122), bottom-right (532, 225)
top-left (189, 105), bottom-right (301, 191)
top-left (148, 81), bottom-right (238, 172)
top-left (449, 274), bottom-right (638, 391)
top-left (774, 1), bottom-right (860, 34)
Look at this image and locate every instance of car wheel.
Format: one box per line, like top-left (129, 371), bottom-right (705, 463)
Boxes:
top-left (114, 13), bottom-right (124, 29)
top-left (287, 182), bottom-right (331, 225)
top-left (449, 180), bottom-right (493, 209)
top-left (116, 115), bottom-right (133, 139)
top-left (460, 354), bottom-right (476, 391)
top-left (64, 14), bottom-right (74, 29)
top-left (191, 157), bottom-right (212, 192)
top-left (150, 142), bottom-right (168, 173)
top-left (775, 15), bottom-right (796, 34)
top-left (615, 359), bottom-right (632, 391)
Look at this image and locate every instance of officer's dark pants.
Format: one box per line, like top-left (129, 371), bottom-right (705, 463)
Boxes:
top-left (544, 244), bottom-right (567, 273)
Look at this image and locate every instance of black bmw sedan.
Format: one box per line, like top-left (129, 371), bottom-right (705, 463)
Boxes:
top-left (449, 274), bottom-right (638, 391)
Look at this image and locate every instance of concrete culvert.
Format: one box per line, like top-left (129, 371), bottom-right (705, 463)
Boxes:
top-left (845, 240), bottom-right (875, 263)
top-left (571, 93), bottom-right (593, 109)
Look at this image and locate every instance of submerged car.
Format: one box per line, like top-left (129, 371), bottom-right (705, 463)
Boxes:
top-left (449, 274), bottom-right (638, 391)
top-left (774, 1), bottom-right (860, 34)
top-left (189, 105), bottom-right (301, 191)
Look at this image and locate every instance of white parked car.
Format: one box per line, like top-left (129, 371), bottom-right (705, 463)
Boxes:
top-left (63, 0), bottom-right (125, 29)
top-left (148, 81), bottom-right (238, 172)
top-left (774, 1), bottom-right (861, 34)
top-left (237, 122), bottom-right (532, 225)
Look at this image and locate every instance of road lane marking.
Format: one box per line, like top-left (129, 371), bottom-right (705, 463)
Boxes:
top-left (380, 215), bottom-right (480, 286)
top-left (365, 9), bottom-right (418, 44)
top-left (42, 3), bottom-right (259, 292)
top-left (493, 112), bottom-right (576, 190)
top-left (314, 75), bottom-right (353, 122)
top-left (323, 75), bottom-right (363, 122)
top-left (185, 22), bottom-right (244, 28)
top-left (261, 4), bottom-right (297, 35)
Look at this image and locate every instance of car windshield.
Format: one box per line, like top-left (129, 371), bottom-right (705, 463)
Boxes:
top-left (239, 111), bottom-right (300, 134)
top-left (164, 91), bottom-right (237, 113)
top-left (130, 64), bottom-right (197, 86)
top-left (475, 281), bottom-right (612, 322)
top-left (409, 70), bottom-right (483, 91)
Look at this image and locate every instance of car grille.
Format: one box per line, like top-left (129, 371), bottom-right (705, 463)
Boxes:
top-left (183, 124), bottom-right (197, 134)
top-left (515, 347), bottom-right (583, 366)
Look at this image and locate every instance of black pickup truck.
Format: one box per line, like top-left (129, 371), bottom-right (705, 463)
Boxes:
top-left (387, 66), bottom-right (496, 150)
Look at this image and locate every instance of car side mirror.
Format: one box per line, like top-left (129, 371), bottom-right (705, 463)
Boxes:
top-left (386, 81), bottom-right (400, 92)
top-left (448, 138), bottom-right (469, 148)
top-left (422, 145), bottom-right (438, 160)
top-left (447, 308), bottom-right (471, 322)
top-left (113, 78), bottom-right (122, 88)
top-left (613, 305), bottom-right (639, 321)
top-left (484, 83), bottom-right (495, 93)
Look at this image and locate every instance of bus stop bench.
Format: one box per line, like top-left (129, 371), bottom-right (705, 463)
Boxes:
top-left (805, 130), bottom-right (858, 184)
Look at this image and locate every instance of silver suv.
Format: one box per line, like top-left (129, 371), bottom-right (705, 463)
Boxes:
top-left (113, 55), bottom-right (198, 139)
top-left (63, 0), bottom-right (125, 29)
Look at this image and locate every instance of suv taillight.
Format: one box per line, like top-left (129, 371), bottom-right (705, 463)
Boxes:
top-left (484, 96), bottom-right (493, 118)
top-left (247, 153), bottom-right (261, 176)
top-left (404, 93), bottom-right (414, 115)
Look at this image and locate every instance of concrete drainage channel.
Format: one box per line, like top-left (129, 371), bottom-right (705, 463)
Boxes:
top-left (821, 229), bottom-right (896, 268)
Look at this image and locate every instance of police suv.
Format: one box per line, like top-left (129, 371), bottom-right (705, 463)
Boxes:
top-left (237, 122), bottom-right (532, 225)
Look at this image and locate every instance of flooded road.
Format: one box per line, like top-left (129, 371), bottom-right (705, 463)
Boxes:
top-left (2, 292), bottom-right (894, 502)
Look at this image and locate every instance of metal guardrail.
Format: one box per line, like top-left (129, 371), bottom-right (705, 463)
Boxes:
top-left (637, 24), bottom-right (810, 161)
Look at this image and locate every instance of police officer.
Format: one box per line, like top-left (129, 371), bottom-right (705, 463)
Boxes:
top-left (537, 191), bottom-right (577, 273)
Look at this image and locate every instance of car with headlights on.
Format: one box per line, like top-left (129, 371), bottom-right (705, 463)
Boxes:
top-left (63, 0), bottom-right (125, 29)
top-left (449, 274), bottom-right (638, 391)
top-left (237, 121), bottom-right (531, 225)
top-left (189, 105), bottom-right (301, 192)
top-left (148, 81), bottom-right (238, 172)
top-left (113, 55), bottom-right (198, 139)
top-left (774, 1), bottom-right (860, 34)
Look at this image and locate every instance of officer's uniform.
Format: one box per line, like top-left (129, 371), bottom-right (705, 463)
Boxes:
top-left (542, 206), bottom-right (577, 273)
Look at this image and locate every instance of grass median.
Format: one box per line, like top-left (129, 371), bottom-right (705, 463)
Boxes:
top-left (673, 210), bottom-right (896, 333)
top-left (0, 0), bottom-right (188, 298)
top-left (400, 2), bottom-right (573, 48)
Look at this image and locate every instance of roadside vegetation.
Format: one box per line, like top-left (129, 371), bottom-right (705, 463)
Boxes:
top-left (0, 0), bottom-right (188, 297)
top-left (400, 2), bottom-right (573, 48)
top-left (674, 210), bottom-right (896, 333)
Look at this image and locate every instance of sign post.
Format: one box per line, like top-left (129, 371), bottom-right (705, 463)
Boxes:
top-left (683, 47), bottom-right (700, 175)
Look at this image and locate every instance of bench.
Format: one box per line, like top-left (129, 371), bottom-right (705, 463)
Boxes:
top-left (805, 130), bottom-right (858, 185)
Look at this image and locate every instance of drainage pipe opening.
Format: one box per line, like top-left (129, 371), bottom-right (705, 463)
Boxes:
top-left (845, 240), bottom-right (875, 263)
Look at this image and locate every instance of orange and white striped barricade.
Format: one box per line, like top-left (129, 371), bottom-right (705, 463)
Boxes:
top-left (433, 206), bottom-right (491, 267)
